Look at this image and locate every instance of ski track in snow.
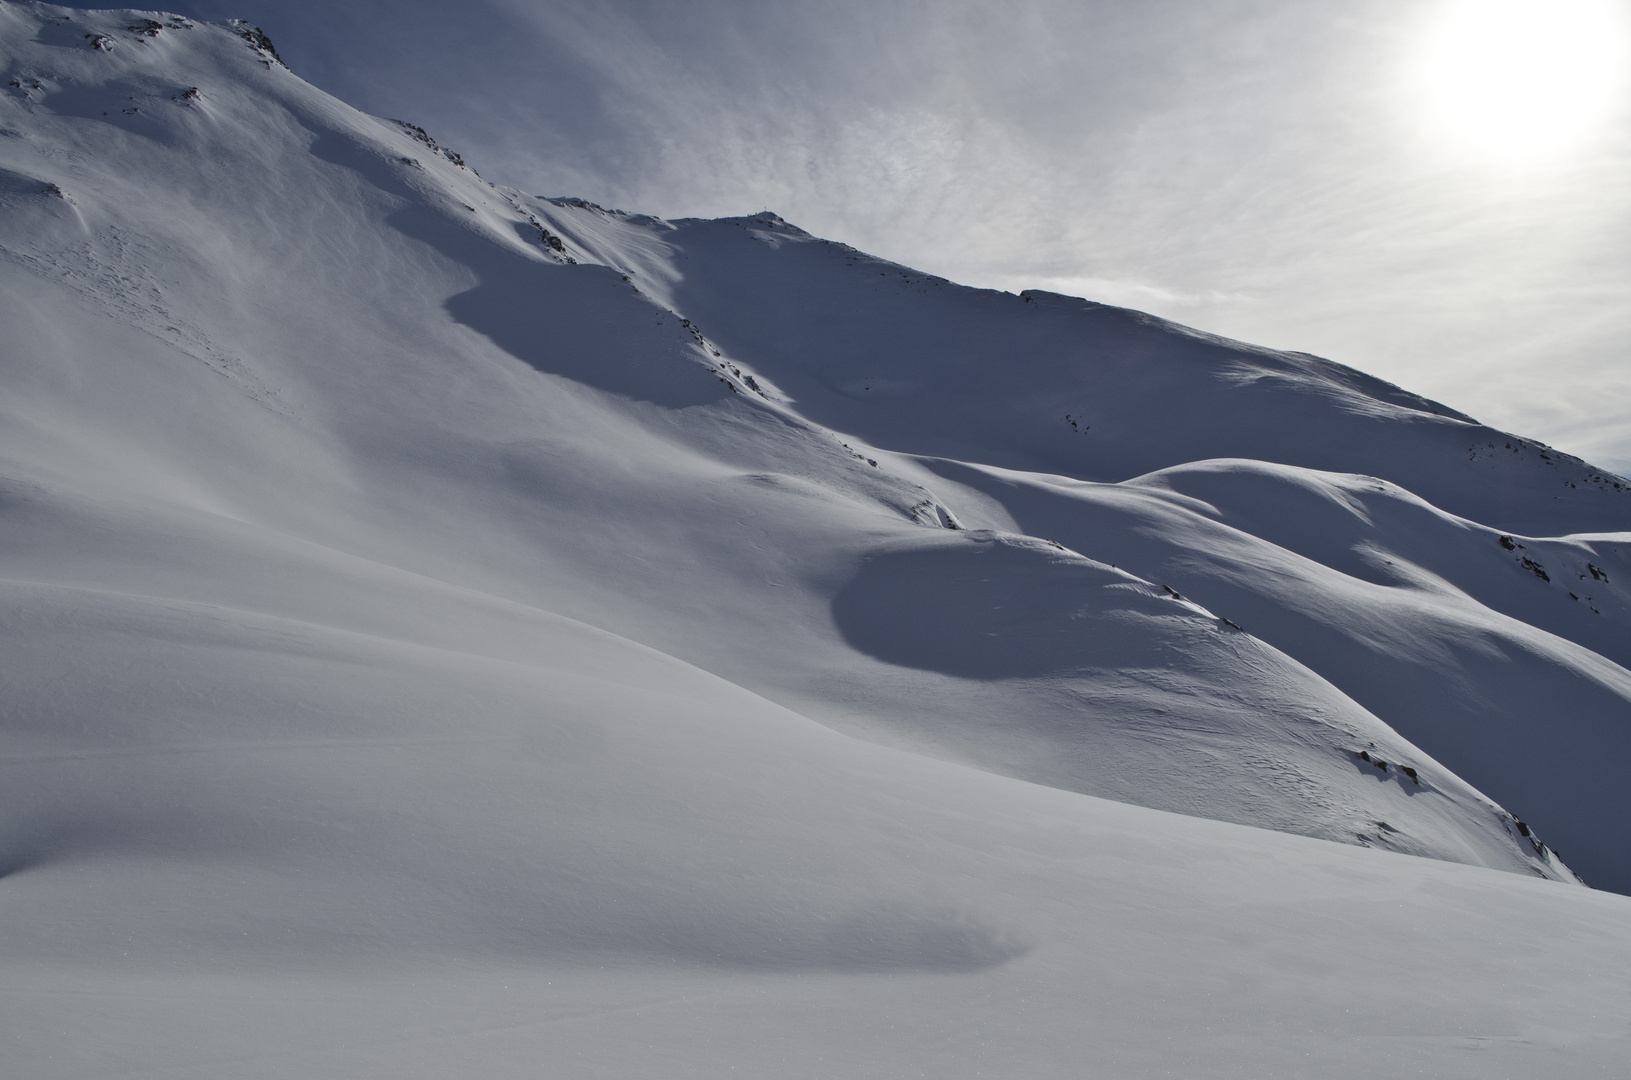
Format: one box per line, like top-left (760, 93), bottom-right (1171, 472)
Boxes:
top-left (1, 5), bottom-right (1629, 1076)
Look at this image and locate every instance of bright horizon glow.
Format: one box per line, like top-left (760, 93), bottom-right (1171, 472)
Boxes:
top-left (1415, 0), bottom-right (1630, 163)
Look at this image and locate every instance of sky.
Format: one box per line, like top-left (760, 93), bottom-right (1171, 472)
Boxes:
top-left (154, 0), bottom-right (1631, 474)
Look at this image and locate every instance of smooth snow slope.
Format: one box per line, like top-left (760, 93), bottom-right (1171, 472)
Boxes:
top-left (1, 6), bottom-right (1629, 1075)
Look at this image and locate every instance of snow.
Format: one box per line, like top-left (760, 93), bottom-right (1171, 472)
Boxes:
top-left (1, 4), bottom-right (1629, 1075)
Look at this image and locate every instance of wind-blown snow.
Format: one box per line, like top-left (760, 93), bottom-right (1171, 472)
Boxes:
top-left (1, 5), bottom-right (1629, 1075)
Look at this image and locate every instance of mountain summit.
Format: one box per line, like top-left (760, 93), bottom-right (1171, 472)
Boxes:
top-left (3, 6), bottom-right (1629, 1076)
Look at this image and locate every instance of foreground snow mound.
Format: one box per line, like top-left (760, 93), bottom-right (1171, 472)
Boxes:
top-left (1, 6), bottom-right (1629, 1074)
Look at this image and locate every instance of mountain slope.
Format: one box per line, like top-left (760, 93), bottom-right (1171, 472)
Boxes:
top-left (1, 0), bottom-right (1598, 882)
top-left (2, 6), bottom-right (1630, 1075)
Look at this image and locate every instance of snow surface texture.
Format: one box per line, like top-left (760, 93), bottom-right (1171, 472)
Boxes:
top-left (1, 5), bottom-right (1629, 1076)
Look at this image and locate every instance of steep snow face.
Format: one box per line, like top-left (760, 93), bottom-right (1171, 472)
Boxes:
top-left (604, 212), bottom-right (1631, 537)
top-left (2, 7), bottom-right (1630, 1075)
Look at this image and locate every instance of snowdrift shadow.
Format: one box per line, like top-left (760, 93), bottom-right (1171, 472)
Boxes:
top-left (584, 901), bottom-right (1027, 973)
top-left (396, 207), bottom-right (728, 409)
top-left (833, 536), bottom-right (1188, 680)
top-left (0, 741), bottom-right (1028, 973)
top-left (305, 129), bottom-right (726, 409)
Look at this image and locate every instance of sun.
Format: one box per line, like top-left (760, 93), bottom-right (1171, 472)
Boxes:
top-left (1413, 0), bottom-right (1629, 162)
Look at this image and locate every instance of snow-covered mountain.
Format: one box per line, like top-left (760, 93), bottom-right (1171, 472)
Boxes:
top-left (3, 6), bottom-right (1629, 1076)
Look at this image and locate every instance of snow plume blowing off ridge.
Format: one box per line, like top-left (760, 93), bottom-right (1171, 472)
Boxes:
top-left (1, 6), bottom-right (1630, 1077)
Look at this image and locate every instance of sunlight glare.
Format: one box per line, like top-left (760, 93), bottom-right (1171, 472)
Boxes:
top-left (1416, 0), bottom-right (1629, 162)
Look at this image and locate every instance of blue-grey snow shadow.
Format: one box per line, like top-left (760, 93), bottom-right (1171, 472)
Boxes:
top-left (834, 537), bottom-right (1196, 679)
top-left (602, 901), bottom-right (1027, 973)
top-left (405, 209), bottom-right (728, 408)
top-left (306, 129), bottom-right (727, 408)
